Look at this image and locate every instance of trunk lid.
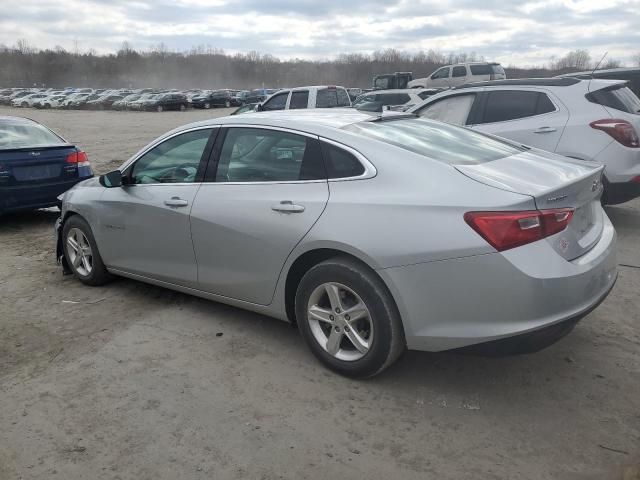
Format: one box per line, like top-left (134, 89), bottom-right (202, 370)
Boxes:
top-left (456, 149), bottom-right (605, 260)
top-left (0, 145), bottom-right (79, 186)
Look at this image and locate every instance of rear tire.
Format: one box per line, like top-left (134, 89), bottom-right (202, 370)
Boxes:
top-left (295, 257), bottom-right (405, 378)
top-left (62, 216), bottom-right (113, 286)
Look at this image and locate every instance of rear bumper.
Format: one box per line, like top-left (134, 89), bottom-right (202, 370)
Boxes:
top-left (379, 212), bottom-right (618, 352)
top-left (0, 177), bottom-right (91, 213)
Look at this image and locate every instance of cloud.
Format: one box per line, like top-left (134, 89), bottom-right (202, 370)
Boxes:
top-left (0, 0), bottom-right (637, 66)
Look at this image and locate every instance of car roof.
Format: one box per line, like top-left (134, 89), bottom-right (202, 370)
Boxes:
top-left (453, 78), bottom-right (582, 89)
top-left (363, 88), bottom-right (435, 94)
top-left (175, 109), bottom-right (375, 136)
top-left (557, 67), bottom-right (640, 77)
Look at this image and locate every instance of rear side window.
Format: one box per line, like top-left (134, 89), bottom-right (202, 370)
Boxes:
top-left (452, 66), bottom-right (467, 77)
top-left (337, 88), bottom-right (351, 106)
top-left (587, 86), bottom-right (640, 115)
top-left (321, 143), bottom-right (365, 178)
top-left (381, 93), bottom-right (411, 105)
top-left (470, 64), bottom-right (492, 75)
top-left (316, 88), bottom-right (342, 108)
top-left (480, 91), bottom-right (555, 124)
top-left (417, 94), bottom-right (476, 125)
top-left (343, 118), bottom-right (526, 165)
top-left (289, 91), bottom-right (309, 109)
top-left (0, 121), bottom-right (65, 149)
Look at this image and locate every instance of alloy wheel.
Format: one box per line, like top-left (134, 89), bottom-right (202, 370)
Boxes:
top-left (66, 228), bottom-right (93, 276)
top-left (307, 282), bottom-right (373, 361)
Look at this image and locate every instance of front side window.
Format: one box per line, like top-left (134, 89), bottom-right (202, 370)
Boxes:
top-left (417, 94), bottom-right (476, 125)
top-left (452, 66), bottom-right (467, 77)
top-left (343, 117), bottom-right (525, 165)
top-left (481, 91), bottom-right (553, 124)
top-left (289, 91), bottom-right (309, 109)
top-left (262, 92), bottom-right (288, 111)
top-left (215, 128), bottom-right (325, 182)
top-left (130, 129), bottom-right (212, 184)
top-left (431, 68), bottom-right (450, 80)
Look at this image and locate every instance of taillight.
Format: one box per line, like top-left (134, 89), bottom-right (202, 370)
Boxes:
top-left (464, 209), bottom-right (574, 252)
top-left (632, 176), bottom-right (640, 184)
top-left (590, 119), bottom-right (639, 148)
top-left (66, 150), bottom-right (90, 167)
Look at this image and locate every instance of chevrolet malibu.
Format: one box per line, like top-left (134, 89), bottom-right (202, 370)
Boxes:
top-left (55, 110), bottom-right (617, 377)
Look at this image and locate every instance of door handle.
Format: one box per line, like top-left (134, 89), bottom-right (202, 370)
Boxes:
top-left (164, 197), bottom-right (189, 208)
top-left (533, 126), bottom-right (557, 134)
top-left (271, 200), bottom-right (305, 213)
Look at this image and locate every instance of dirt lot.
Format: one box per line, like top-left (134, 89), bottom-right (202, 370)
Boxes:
top-left (0, 106), bottom-right (639, 480)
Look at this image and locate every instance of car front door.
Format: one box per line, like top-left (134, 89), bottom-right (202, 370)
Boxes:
top-left (428, 67), bottom-right (451, 89)
top-left (97, 127), bottom-right (216, 287)
top-left (450, 65), bottom-right (468, 87)
top-left (471, 89), bottom-right (568, 152)
top-left (190, 126), bottom-right (329, 305)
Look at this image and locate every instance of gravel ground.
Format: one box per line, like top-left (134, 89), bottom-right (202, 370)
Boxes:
top-left (0, 106), bottom-right (639, 480)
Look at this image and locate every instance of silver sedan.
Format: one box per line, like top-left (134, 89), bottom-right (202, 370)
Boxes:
top-left (56, 109), bottom-right (617, 377)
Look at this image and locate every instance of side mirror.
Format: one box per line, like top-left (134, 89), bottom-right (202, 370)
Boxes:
top-left (256, 103), bottom-right (264, 112)
top-left (99, 169), bottom-right (123, 188)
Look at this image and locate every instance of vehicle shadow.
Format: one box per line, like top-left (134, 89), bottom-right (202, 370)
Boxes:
top-left (0, 208), bottom-right (59, 232)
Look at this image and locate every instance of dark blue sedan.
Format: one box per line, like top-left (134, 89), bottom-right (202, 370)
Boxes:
top-left (0, 116), bottom-right (93, 214)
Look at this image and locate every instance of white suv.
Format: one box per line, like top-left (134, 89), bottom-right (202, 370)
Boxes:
top-left (259, 86), bottom-right (351, 111)
top-left (409, 78), bottom-right (640, 204)
top-left (409, 62), bottom-right (506, 89)
top-left (352, 88), bottom-right (440, 112)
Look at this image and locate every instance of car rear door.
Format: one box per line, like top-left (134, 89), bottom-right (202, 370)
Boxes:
top-left (470, 89), bottom-right (569, 152)
top-left (97, 127), bottom-right (216, 287)
top-left (189, 126), bottom-right (329, 305)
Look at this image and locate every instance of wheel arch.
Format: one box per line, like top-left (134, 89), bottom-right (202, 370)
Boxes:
top-left (282, 245), bottom-right (401, 326)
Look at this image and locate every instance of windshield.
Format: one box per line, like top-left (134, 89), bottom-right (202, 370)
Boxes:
top-left (0, 120), bottom-right (65, 149)
top-left (343, 117), bottom-right (526, 165)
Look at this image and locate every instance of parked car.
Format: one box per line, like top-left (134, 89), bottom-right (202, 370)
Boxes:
top-left (85, 94), bottom-right (125, 110)
top-left (234, 90), bottom-right (250, 105)
top-left (139, 93), bottom-right (189, 112)
top-left (244, 89), bottom-right (279, 104)
top-left (67, 93), bottom-right (101, 109)
top-left (35, 95), bottom-right (69, 109)
top-left (347, 88), bottom-right (363, 101)
top-left (12, 93), bottom-right (49, 108)
top-left (191, 90), bottom-right (240, 109)
top-left (0, 90), bottom-right (30, 105)
top-left (112, 94), bottom-right (142, 111)
top-left (409, 62), bottom-right (506, 89)
top-left (258, 86), bottom-right (351, 111)
top-left (55, 109), bottom-right (616, 377)
top-left (352, 88), bottom-right (440, 112)
top-left (0, 116), bottom-right (93, 214)
top-left (409, 77), bottom-right (640, 204)
top-left (557, 67), bottom-right (640, 98)
top-left (231, 103), bottom-right (259, 115)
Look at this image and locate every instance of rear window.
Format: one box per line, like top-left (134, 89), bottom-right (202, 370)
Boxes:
top-left (587, 85), bottom-right (640, 115)
top-left (0, 121), bottom-right (65, 149)
top-left (316, 88), bottom-right (349, 108)
top-left (470, 64), bottom-right (492, 75)
top-left (342, 117), bottom-right (525, 165)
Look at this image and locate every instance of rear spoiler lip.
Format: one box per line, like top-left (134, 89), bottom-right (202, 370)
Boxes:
top-left (0, 143), bottom-right (75, 153)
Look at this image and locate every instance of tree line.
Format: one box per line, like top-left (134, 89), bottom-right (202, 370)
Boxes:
top-left (0, 41), bottom-right (634, 90)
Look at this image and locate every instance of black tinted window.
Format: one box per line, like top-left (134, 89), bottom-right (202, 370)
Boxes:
top-left (290, 91), bottom-right (309, 109)
top-left (587, 86), bottom-right (640, 114)
top-left (452, 66), bottom-right (467, 77)
top-left (316, 89), bottom-right (340, 108)
top-left (322, 143), bottom-right (365, 178)
top-left (481, 91), bottom-right (551, 123)
top-left (381, 93), bottom-right (411, 105)
top-left (262, 92), bottom-right (288, 111)
top-left (470, 64), bottom-right (492, 75)
top-left (216, 128), bottom-right (325, 182)
top-left (337, 88), bottom-right (351, 106)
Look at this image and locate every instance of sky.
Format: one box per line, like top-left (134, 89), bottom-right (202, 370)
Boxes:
top-left (0, 0), bottom-right (639, 67)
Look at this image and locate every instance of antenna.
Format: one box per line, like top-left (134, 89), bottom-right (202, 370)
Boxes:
top-left (588, 51), bottom-right (608, 93)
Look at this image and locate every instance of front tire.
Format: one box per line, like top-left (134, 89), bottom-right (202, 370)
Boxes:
top-left (295, 257), bottom-right (405, 378)
top-left (180, 103), bottom-right (186, 112)
top-left (225, 100), bottom-right (231, 108)
top-left (62, 216), bottom-right (113, 286)
top-left (156, 105), bottom-right (163, 112)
